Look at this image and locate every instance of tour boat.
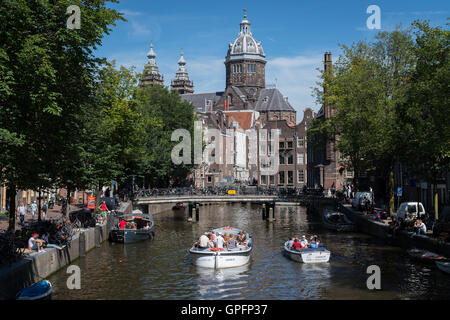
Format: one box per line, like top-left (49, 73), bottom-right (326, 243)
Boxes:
top-left (407, 248), bottom-right (446, 261)
top-left (189, 227), bottom-right (253, 269)
top-left (322, 208), bottom-right (355, 232)
top-left (16, 280), bottom-right (52, 300)
top-left (284, 246), bottom-right (331, 263)
top-left (109, 210), bottom-right (155, 244)
top-left (435, 260), bottom-right (450, 274)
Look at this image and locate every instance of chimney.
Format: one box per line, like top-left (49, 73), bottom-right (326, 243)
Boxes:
top-left (324, 52), bottom-right (332, 74)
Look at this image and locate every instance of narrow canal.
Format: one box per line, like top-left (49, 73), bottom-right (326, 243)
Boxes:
top-left (48, 203), bottom-right (450, 300)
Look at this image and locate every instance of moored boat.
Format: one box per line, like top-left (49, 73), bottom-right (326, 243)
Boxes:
top-left (322, 208), bottom-right (355, 232)
top-left (284, 246), bottom-right (331, 263)
top-left (189, 227), bottom-right (252, 269)
top-left (435, 261), bottom-right (450, 274)
top-left (109, 210), bottom-right (155, 244)
top-left (16, 280), bottom-right (52, 300)
top-left (407, 248), bottom-right (446, 261)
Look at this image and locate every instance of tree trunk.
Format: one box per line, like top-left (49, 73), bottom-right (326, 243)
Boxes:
top-left (389, 168), bottom-right (395, 216)
top-left (433, 180), bottom-right (439, 221)
top-left (95, 181), bottom-right (102, 210)
top-left (38, 189), bottom-right (41, 222)
top-left (7, 185), bottom-right (16, 232)
top-left (65, 189), bottom-right (71, 217)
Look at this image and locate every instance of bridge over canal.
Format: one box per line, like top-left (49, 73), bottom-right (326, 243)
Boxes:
top-left (133, 194), bottom-right (337, 221)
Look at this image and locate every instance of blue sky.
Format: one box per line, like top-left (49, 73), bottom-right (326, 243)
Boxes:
top-left (96, 0), bottom-right (449, 116)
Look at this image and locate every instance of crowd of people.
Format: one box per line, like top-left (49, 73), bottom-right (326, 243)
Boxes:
top-left (195, 230), bottom-right (249, 250)
top-left (285, 235), bottom-right (321, 251)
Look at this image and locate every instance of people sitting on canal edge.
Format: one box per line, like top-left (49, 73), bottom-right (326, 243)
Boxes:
top-left (41, 232), bottom-right (64, 250)
top-left (28, 233), bottom-right (46, 253)
top-left (411, 219), bottom-right (427, 237)
top-left (98, 200), bottom-right (110, 223)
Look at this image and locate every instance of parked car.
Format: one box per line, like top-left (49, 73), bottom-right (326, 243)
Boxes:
top-left (351, 192), bottom-right (373, 211)
top-left (395, 202), bottom-right (426, 220)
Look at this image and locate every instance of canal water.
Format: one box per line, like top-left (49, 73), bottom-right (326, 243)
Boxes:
top-left (48, 203), bottom-right (450, 300)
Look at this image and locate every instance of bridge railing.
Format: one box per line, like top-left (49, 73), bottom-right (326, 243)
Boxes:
top-left (132, 187), bottom-right (326, 200)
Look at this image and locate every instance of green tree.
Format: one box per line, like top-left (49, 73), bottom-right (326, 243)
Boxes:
top-left (87, 61), bottom-right (146, 207)
top-left (136, 86), bottom-right (195, 188)
top-left (399, 21), bottom-right (450, 219)
top-left (0, 0), bottom-right (123, 227)
top-left (312, 28), bottom-right (415, 214)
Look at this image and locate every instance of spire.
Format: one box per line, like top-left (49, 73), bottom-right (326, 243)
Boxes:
top-left (171, 48), bottom-right (194, 94)
top-left (141, 40), bottom-right (164, 88)
top-left (240, 8), bottom-right (251, 35)
top-left (175, 48), bottom-right (189, 81)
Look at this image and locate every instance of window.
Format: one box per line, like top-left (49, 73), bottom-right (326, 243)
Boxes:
top-left (297, 152), bottom-right (305, 165)
top-left (298, 170), bottom-right (305, 183)
top-left (287, 171), bottom-right (294, 185)
top-left (287, 153), bottom-right (293, 165)
top-left (279, 154), bottom-right (285, 165)
top-left (270, 175), bottom-right (275, 185)
top-left (207, 176), bottom-right (212, 183)
top-left (297, 136), bottom-right (305, 148)
top-left (279, 171), bottom-right (285, 185)
top-left (279, 141), bottom-right (285, 149)
top-left (261, 175), bottom-right (267, 185)
top-left (287, 141), bottom-right (293, 149)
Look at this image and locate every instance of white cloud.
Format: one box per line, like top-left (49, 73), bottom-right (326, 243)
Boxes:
top-left (266, 54), bottom-right (323, 113)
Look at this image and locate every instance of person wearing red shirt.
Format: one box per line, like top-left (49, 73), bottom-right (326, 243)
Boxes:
top-left (292, 239), bottom-right (302, 251)
top-left (118, 220), bottom-right (127, 230)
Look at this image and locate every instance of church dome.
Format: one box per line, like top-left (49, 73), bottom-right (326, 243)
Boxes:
top-left (226, 9), bottom-right (265, 63)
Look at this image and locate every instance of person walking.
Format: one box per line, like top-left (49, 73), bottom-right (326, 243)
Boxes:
top-left (42, 201), bottom-right (48, 220)
top-left (31, 201), bottom-right (37, 220)
top-left (17, 202), bottom-right (26, 227)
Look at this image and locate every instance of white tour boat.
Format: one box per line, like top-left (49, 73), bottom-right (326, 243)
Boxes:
top-left (189, 227), bottom-right (253, 269)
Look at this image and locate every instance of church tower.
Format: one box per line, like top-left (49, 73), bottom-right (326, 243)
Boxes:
top-left (141, 40), bottom-right (164, 88)
top-left (225, 9), bottom-right (266, 101)
top-left (171, 49), bottom-right (194, 94)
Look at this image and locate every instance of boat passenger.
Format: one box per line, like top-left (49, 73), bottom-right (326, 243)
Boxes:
top-left (215, 232), bottom-right (224, 249)
top-left (223, 233), bottom-right (229, 247)
top-left (292, 239), bottom-right (302, 251)
top-left (199, 233), bottom-right (210, 248)
top-left (228, 234), bottom-right (237, 250)
top-left (285, 237), bottom-right (295, 248)
top-left (238, 231), bottom-right (247, 243)
top-left (300, 235), bottom-right (308, 248)
top-left (118, 220), bottom-right (127, 230)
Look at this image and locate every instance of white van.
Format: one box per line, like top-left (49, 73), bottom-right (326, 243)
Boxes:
top-left (396, 202), bottom-right (426, 220)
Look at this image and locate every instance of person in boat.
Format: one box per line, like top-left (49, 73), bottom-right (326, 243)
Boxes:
top-left (198, 233), bottom-right (210, 249)
top-left (300, 235), bottom-right (308, 248)
top-left (228, 234), bottom-right (237, 250)
top-left (285, 237), bottom-right (295, 248)
top-left (143, 223), bottom-right (151, 230)
top-left (292, 239), bottom-right (303, 251)
top-left (209, 232), bottom-right (215, 242)
top-left (118, 219), bottom-right (127, 230)
top-left (215, 232), bottom-right (225, 249)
